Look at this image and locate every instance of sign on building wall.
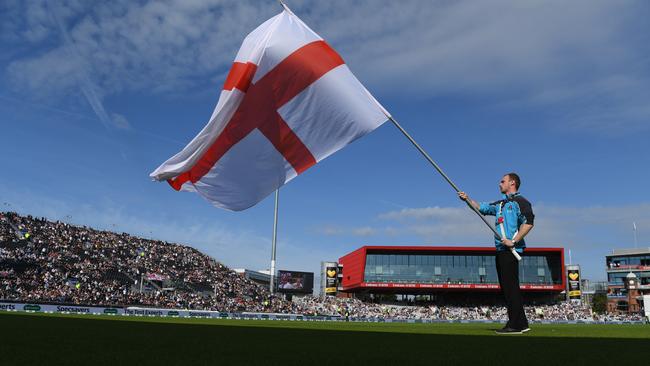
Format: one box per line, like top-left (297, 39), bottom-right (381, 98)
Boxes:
top-left (321, 261), bottom-right (338, 296)
top-left (567, 265), bottom-right (581, 301)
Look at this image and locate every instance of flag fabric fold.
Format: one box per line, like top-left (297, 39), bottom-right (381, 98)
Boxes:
top-left (150, 9), bottom-right (389, 211)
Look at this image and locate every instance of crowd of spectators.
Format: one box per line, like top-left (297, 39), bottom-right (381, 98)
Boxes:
top-left (1, 212), bottom-right (645, 322)
top-left (294, 296), bottom-right (646, 322)
top-left (0, 212), bottom-right (297, 313)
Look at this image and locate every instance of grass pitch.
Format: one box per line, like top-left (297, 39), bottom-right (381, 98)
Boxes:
top-left (1, 312), bottom-right (648, 365)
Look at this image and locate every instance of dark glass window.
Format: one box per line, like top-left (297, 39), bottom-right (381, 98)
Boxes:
top-left (363, 252), bottom-right (562, 285)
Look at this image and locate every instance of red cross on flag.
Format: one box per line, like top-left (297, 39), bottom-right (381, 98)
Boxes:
top-left (150, 8), bottom-right (390, 211)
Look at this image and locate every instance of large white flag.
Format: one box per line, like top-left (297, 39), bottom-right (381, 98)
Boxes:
top-left (150, 8), bottom-right (389, 211)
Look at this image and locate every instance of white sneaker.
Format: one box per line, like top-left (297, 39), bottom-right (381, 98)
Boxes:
top-left (521, 327), bottom-right (531, 333)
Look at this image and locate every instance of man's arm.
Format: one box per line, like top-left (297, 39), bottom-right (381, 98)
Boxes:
top-left (458, 192), bottom-right (496, 216)
top-left (502, 223), bottom-right (533, 247)
top-left (514, 223), bottom-right (533, 243)
top-left (458, 192), bottom-right (480, 210)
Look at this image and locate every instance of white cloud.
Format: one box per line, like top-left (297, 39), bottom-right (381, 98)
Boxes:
top-left (316, 225), bottom-right (389, 238)
top-left (4, 0), bottom-right (649, 134)
top-left (6, 0), bottom-right (275, 97)
top-left (377, 205), bottom-right (491, 243)
top-left (372, 202), bottom-right (650, 280)
top-left (351, 226), bottom-right (377, 237)
top-left (377, 203), bottom-right (650, 242)
top-left (316, 226), bottom-right (345, 236)
top-left (111, 113), bottom-right (131, 130)
top-left (313, 1), bottom-right (650, 133)
top-left (379, 206), bottom-right (470, 221)
top-left (317, 201), bottom-right (650, 280)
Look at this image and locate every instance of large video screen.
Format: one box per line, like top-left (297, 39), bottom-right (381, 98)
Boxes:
top-left (276, 270), bottom-right (314, 294)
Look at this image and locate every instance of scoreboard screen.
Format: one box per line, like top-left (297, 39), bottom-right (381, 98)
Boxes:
top-left (276, 270), bottom-right (314, 294)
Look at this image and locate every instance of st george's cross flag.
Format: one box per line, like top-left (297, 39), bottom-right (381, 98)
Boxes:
top-left (150, 8), bottom-right (390, 211)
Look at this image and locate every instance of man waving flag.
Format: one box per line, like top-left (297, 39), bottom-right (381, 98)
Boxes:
top-left (150, 7), bottom-right (389, 211)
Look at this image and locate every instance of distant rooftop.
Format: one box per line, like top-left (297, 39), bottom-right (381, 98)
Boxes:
top-left (233, 268), bottom-right (271, 284)
top-left (607, 248), bottom-right (650, 256)
top-left (234, 268), bottom-right (271, 276)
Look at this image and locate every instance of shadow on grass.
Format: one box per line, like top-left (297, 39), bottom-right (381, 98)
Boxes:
top-left (1, 313), bottom-right (648, 366)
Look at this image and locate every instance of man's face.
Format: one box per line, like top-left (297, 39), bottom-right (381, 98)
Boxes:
top-left (499, 175), bottom-right (513, 194)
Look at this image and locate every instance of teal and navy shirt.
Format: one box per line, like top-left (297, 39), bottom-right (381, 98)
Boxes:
top-left (479, 192), bottom-right (534, 253)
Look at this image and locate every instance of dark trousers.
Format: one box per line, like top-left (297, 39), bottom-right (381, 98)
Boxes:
top-left (496, 250), bottom-right (529, 329)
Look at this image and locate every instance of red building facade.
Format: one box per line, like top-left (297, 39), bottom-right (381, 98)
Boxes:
top-left (338, 246), bottom-right (565, 297)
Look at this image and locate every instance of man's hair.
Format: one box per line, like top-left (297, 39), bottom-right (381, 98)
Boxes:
top-left (505, 172), bottom-right (521, 190)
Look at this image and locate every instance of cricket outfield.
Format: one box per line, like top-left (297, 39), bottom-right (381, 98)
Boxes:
top-left (1, 312), bottom-right (648, 365)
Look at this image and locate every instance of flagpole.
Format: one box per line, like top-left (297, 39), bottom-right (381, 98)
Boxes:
top-left (633, 222), bottom-right (638, 249)
top-left (266, 0), bottom-right (282, 292)
top-left (269, 189), bottom-right (280, 293)
top-left (386, 115), bottom-right (521, 261)
top-left (278, 0), bottom-right (290, 12)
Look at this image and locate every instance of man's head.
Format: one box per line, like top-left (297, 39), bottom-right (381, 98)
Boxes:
top-left (499, 173), bottom-right (520, 194)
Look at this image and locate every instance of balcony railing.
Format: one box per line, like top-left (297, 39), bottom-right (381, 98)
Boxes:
top-left (606, 264), bottom-right (650, 271)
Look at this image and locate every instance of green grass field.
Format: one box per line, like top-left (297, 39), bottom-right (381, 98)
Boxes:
top-left (1, 312), bottom-right (648, 365)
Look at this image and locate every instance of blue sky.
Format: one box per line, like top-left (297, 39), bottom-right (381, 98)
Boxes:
top-left (1, 0), bottom-right (649, 283)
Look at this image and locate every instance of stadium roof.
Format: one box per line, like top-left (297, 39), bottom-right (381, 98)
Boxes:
top-left (608, 248), bottom-right (650, 256)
